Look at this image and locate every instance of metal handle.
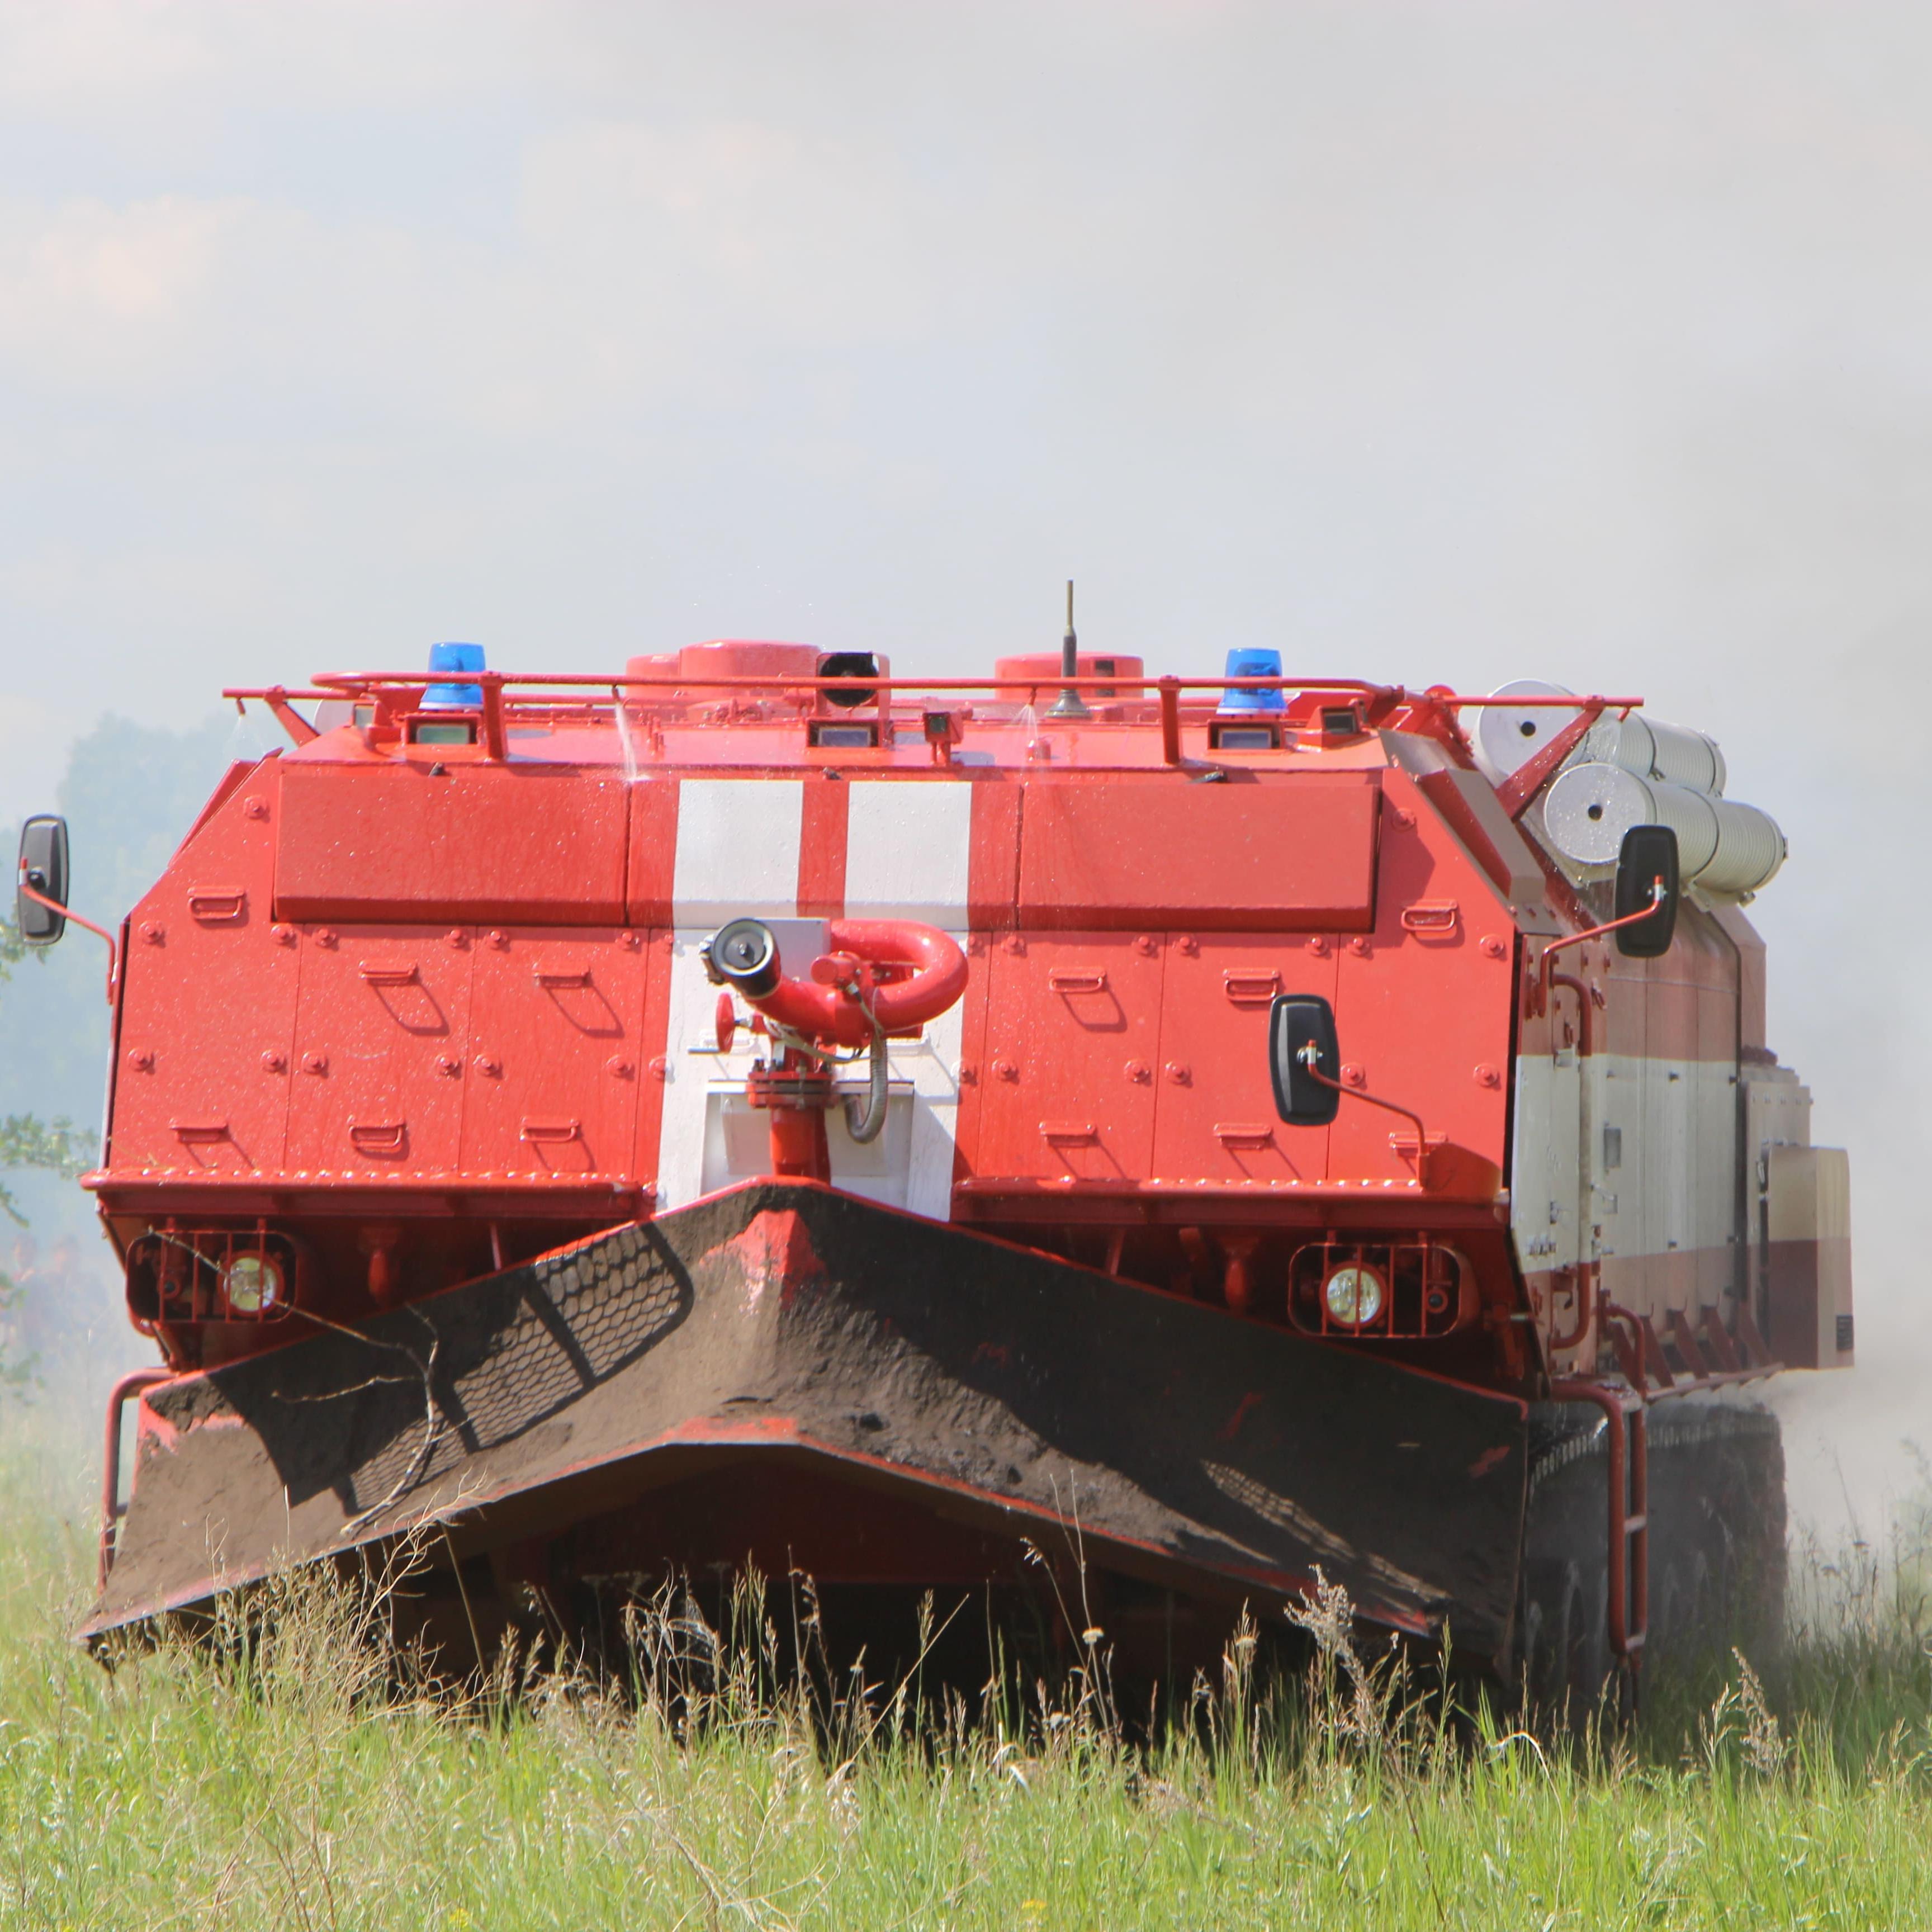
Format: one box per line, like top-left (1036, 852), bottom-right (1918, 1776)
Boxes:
top-left (171, 1121), bottom-right (229, 1143)
top-left (358, 963), bottom-right (420, 987)
top-left (534, 968), bottom-right (593, 989)
top-left (1400, 900), bottom-right (1460, 934)
top-left (1046, 969), bottom-right (1109, 995)
top-left (1040, 1123), bottom-right (1098, 1145)
top-left (349, 1121), bottom-right (407, 1154)
top-left (520, 1120), bottom-right (583, 1144)
top-left (187, 889), bottom-right (247, 922)
top-left (1222, 970), bottom-right (1281, 1004)
top-left (1214, 1123), bottom-right (1275, 1149)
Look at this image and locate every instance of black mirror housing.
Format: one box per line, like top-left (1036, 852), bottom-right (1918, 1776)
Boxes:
top-left (1269, 993), bottom-right (1341, 1126)
top-left (16, 815), bottom-right (69, 946)
top-left (1614, 823), bottom-right (1680, 959)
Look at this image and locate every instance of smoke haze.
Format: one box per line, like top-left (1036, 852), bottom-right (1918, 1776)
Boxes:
top-left (0, 1), bottom-right (1925, 1532)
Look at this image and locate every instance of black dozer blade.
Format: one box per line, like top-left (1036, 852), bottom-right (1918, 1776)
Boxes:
top-left (87, 1182), bottom-right (1530, 1660)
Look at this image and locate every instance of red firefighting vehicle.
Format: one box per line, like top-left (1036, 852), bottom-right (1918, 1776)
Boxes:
top-left (15, 632), bottom-right (1850, 1699)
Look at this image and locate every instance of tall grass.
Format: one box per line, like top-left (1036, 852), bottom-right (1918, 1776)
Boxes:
top-left (2, 1436), bottom-right (1931, 1929)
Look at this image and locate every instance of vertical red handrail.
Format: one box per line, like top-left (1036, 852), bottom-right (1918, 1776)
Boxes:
top-left (480, 674), bottom-right (508, 760)
top-left (1158, 677), bottom-right (1181, 764)
top-left (99, 1367), bottom-right (173, 1591)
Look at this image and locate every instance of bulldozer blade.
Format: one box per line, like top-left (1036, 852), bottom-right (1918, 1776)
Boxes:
top-left (86, 1181), bottom-right (1528, 1656)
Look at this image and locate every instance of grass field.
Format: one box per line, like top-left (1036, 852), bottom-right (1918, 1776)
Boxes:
top-left (2, 1439), bottom-right (1930, 1930)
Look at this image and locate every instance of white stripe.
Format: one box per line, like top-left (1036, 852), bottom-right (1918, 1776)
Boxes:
top-left (657, 777), bottom-right (972, 1222)
top-left (654, 934), bottom-right (728, 1213)
top-left (672, 779), bottom-right (803, 924)
top-left (1513, 1048), bottom-right (1741, 1279)
top-left (838, 780), bottom-right (972, 1219)
top-left (845, 780), bottom-right (973, 923)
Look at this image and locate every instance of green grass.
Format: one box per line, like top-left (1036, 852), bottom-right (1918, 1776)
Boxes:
top-left (2, 1437), bottom-right (1931, 1930)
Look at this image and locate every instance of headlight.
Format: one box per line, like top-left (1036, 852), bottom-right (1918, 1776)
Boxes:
top-left (222, 1252), bottom-right (283, 1315)
top-left (1323, 1261), bottom-right (1385, 1329)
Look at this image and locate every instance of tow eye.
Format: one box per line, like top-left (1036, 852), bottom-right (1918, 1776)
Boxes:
top-left (702, 917), bottom-right (968, 1179)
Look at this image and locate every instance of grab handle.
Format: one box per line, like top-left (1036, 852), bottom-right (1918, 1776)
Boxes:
top-left (1046, 969), bottom-right (1109, 995)
top-left (187, 889), bottom-right (247, 923)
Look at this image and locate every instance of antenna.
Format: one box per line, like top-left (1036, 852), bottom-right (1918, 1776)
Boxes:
top-left (1049, 577), bottom-right (1090, 719)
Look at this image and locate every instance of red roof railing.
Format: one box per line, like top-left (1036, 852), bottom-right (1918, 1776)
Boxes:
top-left (222, 672), bottom-right (1641, 771)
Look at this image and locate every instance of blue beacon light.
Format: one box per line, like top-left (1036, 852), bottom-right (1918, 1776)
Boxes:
top-left (424, 641), bottom-right (486, 709)
top-left (1220, 647), bottom-right (1285, 713)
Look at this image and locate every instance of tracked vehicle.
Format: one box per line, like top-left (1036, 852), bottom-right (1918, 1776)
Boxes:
top-left (16, 636), bottom-right (1851, 1697)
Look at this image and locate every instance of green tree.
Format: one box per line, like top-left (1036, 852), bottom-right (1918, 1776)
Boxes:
top-left (0, 913), bottom-right (96, 1229)
top-left (0, 910), bottom-right (96, 1386)
top-left (0, 711), bottom-right (235, 1380)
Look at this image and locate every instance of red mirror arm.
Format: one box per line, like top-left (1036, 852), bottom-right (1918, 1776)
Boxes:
top-left (1297, 1048), bottom-right (1435, 1185)
top-left (1534, 878), bottom-right (1665, 1016)
top-left (16, 879), bottom-right (119, 1005)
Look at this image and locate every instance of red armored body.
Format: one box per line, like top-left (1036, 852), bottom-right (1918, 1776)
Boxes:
top-left (15, 634), bottom-right (1850, 1698)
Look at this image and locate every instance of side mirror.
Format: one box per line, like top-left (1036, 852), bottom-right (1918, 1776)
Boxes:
top-left (1613, 823), bottom-right (1679, 959)
top-left (16, 815), bottom-right (69, 946)
top-left (1269, 993), bottom-right (1341, 1126)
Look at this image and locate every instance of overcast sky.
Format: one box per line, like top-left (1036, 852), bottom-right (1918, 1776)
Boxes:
top-left (2, 2), bottom-right (1928, 1523)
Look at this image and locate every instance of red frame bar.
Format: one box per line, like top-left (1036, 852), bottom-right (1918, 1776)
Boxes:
top-left (226, 671), bottom-right (1640, 708)
top-left (99, 1367), bottom-right (173, 1589)
top-left (1549, 1378), bottom-right (1648, 1672)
